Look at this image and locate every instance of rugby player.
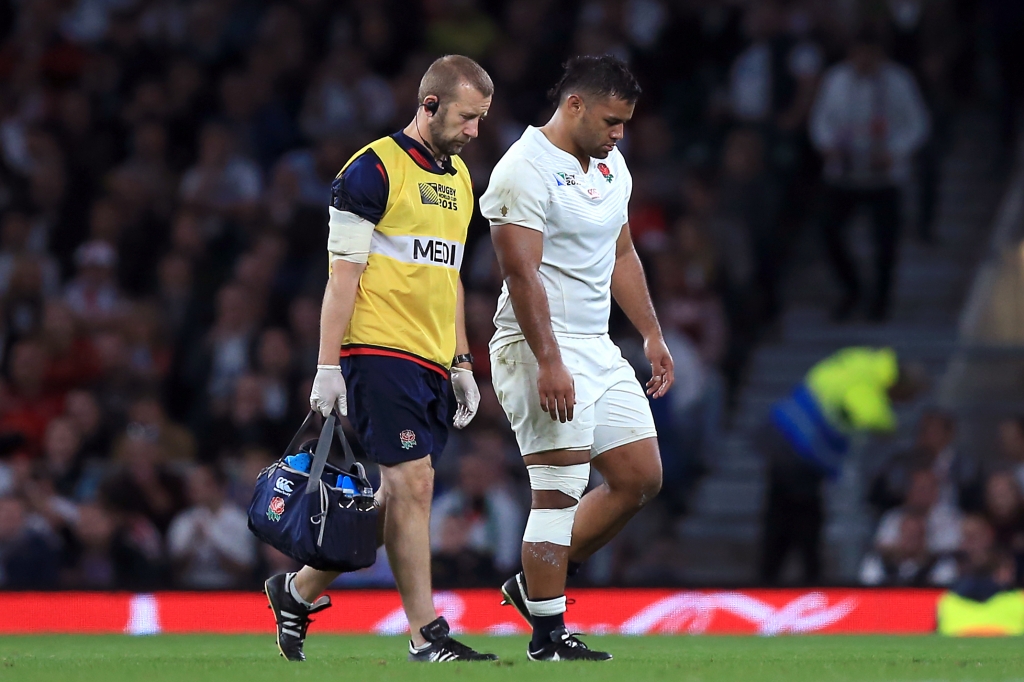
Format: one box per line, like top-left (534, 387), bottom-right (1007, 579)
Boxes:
top-left (481, 55), bottom-right (674, 661)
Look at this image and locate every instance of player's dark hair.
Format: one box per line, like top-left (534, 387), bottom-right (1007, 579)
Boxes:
top-left (418, 55), bottom-right (494, 106)
top-left (548, 55), bottom-right (642, 105)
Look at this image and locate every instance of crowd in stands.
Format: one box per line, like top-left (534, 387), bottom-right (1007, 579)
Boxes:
top-left (0, 0), bottom-right (1019, 589)
top-left (859, 412), bottom-right (1024, 593)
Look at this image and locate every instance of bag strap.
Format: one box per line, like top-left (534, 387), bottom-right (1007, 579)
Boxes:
top-left (306, 413), bottom-right (335, 495)
top-left (333, 418), bottom-right (357, 470)
top-left (283, 409), bottom-right (357, 495)
top-left (282, 410), bottom-right (318, 460)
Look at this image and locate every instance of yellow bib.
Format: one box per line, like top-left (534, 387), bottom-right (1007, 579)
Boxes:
top-left (338, 135), bottom-right (473, 373)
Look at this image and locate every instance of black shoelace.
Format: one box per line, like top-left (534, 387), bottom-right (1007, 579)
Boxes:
top-left (280, 600), bottom-right (329, 641)
top-left (559, 632), bottom-right (590, 649)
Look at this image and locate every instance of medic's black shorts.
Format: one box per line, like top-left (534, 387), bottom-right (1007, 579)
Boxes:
top-left (340, 353), bottom-right (450, 466)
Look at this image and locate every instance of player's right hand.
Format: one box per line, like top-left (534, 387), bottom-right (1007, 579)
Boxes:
top-left (310, 365), bottom-right (347, 417)
top-left (537, 360), bottom-right (575, 423)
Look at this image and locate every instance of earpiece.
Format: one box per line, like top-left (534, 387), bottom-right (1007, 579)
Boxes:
top-left (423, 98), bottom-right (439, 115)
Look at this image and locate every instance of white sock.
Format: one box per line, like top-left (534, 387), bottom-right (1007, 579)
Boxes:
top-left (410, 639), bottom-right (431, 653)
top-left (285, 573), bottom-right (313, 608)
top-left (525, 595), bottom-right (567, 616)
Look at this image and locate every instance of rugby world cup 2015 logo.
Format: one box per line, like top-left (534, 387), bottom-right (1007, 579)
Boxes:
top-left (399, 430), bottom-right (417, 450)
top-left (418, 182), bottom-right (458, 210)
top-left (267, 496), bottom-right (286, 522)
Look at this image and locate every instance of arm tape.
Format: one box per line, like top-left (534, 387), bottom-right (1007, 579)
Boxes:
top-left (328, 207), bottom-right (375, 264)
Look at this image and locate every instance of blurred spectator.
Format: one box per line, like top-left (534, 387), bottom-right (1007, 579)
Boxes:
top-left (226, 445), bottom-right (275, 510)
top-left (874, 469), bottom-right (963, 557)
top-left (63, 389), bottom-right (111, 461)
top-left (156, 252), bottom-right (195, 339)
top-left (219, 69), bottom-right (296, 172)
top-left (100, 427), bottom-right (186, 534)
top-left (729, 1), bottom-right (822, 133)
top-left (996, 417), bottom-right (1024, 494)
top-left (90, 329), bottom-right (142, 421)
top-left (299, 48), bottom-right (396, 141)
top-left (288, 295), bottom-right (321, 371)
top-left (809, 29), bottom-right (930, 321)
top-left (122, 302), bottom-right (172, 381)
top-left (951, 514), bottom-right (1017, 601)
top-left (626, 115), bottom-right (681, 250)
top-left (63, 240), bottom-right (125, 326)
top-left (118, 395), bottom-right (196, 464)
top-left (462, 291), bottom-right (496, 382)
top-left (869, 409), bottom-right (982, 514)
top-left (40, 299), bottom-right (102, 392)
top-left (61, 502), bottom-right (164, 590)
top-left (179, 122), bottom-right (262, 222)
top-left (716, 128), bottom-right (782, 328)
top-left (0, 339), bottom-right (64, 456)
top-left (268, 136), bottom-right (350, 227)
top-left (859, 513), bottom-right (957, 586)
top-left (186, 283), bottom-right (259, 419)
top-left (430, 452), bottom-right (524, 586)
top-left (167, 463), bottom-right (255, 589)
top-left (3, 257), bottom-right (48, 343)
top-left (37, 416), bottom-right (85, 500)
top-left (113, 119), bottom-right (177, 220)
top-left (204, 374), bottom-right (286, 462)
top-left (0, 210), bottom-right (60, 298)
top-left (253, 328), bottom-right (295, 423)
top-left (982, 471), bottom-right (1024, 583)
top-left (882, 0), bottom-right (959, 243)
top-left (651, 215), bottom-right (727, 508)
top-left (0, 495), bottom-right (58, 588)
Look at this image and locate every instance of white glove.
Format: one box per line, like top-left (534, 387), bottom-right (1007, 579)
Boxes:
top-left (310, 365), bottom-right (347, 417)
top-left (450, 366), bottom-right (480, 430)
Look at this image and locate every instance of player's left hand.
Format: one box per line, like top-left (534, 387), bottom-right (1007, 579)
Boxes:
top-left (644, 335), bottom-right (674, 399)
top-left (450, 366), bottom-right (480, 429)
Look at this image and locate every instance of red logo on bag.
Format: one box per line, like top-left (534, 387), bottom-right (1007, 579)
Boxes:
top-left (267, 496), bottom-right (285, 522)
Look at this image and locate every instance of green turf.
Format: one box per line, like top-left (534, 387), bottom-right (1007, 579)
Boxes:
top-left (0, 635), bottom-right (1021, 682)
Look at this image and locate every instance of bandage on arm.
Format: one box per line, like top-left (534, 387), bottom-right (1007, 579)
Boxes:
top-left (328, 206), bottom-right (375, 264)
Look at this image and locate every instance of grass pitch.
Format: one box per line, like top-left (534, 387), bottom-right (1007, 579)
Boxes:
top-left (1, 634), bottom-right (1021, 682)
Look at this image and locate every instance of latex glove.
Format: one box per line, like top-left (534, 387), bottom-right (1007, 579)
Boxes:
top-left (310, 365), bottom-right (347, 417)
top-left (450, 366), bottom-right (480, 430)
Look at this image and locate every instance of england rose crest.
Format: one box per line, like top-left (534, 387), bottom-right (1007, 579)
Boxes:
top-left (597, 162), bottom-right (614, 183)
top-left (399, 429), bottom-right (417, 450)
top-left (267, 496), bottom-right (285, 522)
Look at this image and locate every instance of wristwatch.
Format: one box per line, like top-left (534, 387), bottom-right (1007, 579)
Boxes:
top-left (453, 353), bottom-right (474, 366)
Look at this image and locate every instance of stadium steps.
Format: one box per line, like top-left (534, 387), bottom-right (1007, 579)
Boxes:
top-left (677, 109), bottom-right (1004, 585)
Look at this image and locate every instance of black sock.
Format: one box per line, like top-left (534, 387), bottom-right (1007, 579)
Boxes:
top-left (567, 560), bottom-right (582, 577)
top-left (531, 613), bottom-right (565, 650)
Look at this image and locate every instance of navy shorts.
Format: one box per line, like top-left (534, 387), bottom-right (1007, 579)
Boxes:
top-left (340, 354), bottom-right (450, 466)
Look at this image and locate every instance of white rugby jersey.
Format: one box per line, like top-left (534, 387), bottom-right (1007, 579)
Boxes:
top-left (480, 126), bottom-right (632, 350)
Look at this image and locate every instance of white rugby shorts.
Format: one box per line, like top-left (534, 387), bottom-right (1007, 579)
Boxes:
top-left (490, 335), bottom-right (657, 457)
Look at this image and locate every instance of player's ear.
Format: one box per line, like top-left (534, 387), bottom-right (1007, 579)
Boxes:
top-left (565, 94), bottom-right (584, 117)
